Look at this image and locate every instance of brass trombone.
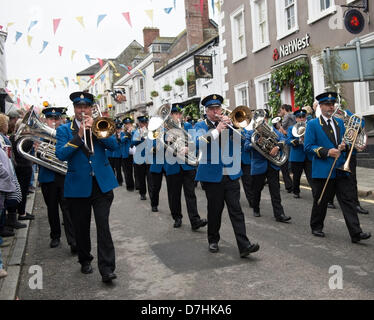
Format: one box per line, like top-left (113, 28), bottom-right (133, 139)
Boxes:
top-left (220, 105), bottom-right (252, 138)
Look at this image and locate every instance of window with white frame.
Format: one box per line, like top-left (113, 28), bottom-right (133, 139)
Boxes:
top-left (369, 81), bottom-right (374, 106)
top-left (254, 73), bottom-right (271, 109)
top-left (250, 0), bottom-right (270, 52)
top-left (230, 5), bottom-right (247, 63)
top-left (234, 82), bottom-right (249, 106)
top-left (275, 0), bottom-right (299, 40)
top-left (307, 0), bottom-right (336, 24)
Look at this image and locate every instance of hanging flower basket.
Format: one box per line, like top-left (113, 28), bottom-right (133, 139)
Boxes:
top-left (186, 73), bottom-right (195, 82)
top-left (150, 90), bottom-right (159, 97)
top-left (174, 78), bottom-right (185, 86)
top-left (163, 84), bottom-right (173, 92)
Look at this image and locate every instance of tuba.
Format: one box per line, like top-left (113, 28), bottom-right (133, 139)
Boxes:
top-left (148, 104), bottom-right (199, 166)
top-left (15, 107), bottom-right (68, 175)
top-left (250, 111), bottom-right (288, 166)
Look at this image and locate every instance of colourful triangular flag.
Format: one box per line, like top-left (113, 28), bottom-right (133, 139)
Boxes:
top-left (100, 74), bottom-right (106, 82)
top-left (64, 77), bottom-right (69, 87)
top-left (108, 61), bottom-right (118, 72)
top-left (215, 1), bottom-right (221, 13)
top-left (28, 20), bottom-right (38, 32)
top-left (75, 16), bottom-right (85, 28)
top-left (58, 46), bottom-right (63, 56)
top-left (53, 18), bottom-right (61, 35)
top-left (145, 9), bottom-right (154, 24)
top-left (0, 26), bottom-right (3, 31)
top-left (24, 79), bottom-right (30, 86)
top-left (39, 41), bottom-right (49, 54)
top-left (85, 54), bottom-right (91, 64)
top-left (97, 14), bottom-right (107, 28)
top-left (164, 8), bottom-right (173, 14)
top-left (137, 69), bottom-right (146, 78)
top-left (122, 12), bottom-right (132, 27)
top-left (98, 58), bottom-right (104, 67)
top-left (27, 35), bottom-right (33, 47)
top-left (71, 50), bottom-right (77, 61)
top-left (7, 22), bottom-right (14, 29)
top-left (15, 31), bottom-right (23, 43)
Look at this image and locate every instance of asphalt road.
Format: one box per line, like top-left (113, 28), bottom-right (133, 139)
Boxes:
top-left (17, 179), bottom-right (374, 300)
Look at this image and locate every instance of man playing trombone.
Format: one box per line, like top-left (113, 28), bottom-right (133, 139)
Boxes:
top-left (55, 91), bottom-right (119, 283)
top-left (304, 92), bottom-right (370, 243)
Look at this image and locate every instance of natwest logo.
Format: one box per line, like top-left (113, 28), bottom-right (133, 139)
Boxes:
top-left (273, 34), bottom-right (311, 61)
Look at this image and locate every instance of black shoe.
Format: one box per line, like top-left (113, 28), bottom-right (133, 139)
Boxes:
top-left (191, 218), bottom-right (208, 231)
top-left (152, 206), bottom-right (158, 212)
top-left (293, 193), bottom-right (300, 199)
top-left (173, 219), bottom-right (182, 228)
top-left (356, 206), bottom-right (369, 214)
top-left (50, 238), bottom-right (60, 248)
top-left (327, 202), bottom-right (336, 209)
top-left (287, 188), bottom-right (293, 193)
top-left (312, 230), bottom-right (325, 237)
top-left (240, 243), bottom-right (260, 258)
top-left (102, 273), bottom-right (117, 283)
top-left (127, 187), bottom-right (134, 192)
top-left (18, 213), bottom-right (35, 220)
top-left (70, 245), bottom-right (78, 255)
top-left (351, 232), bottom-right (371, 243)
top-left (13, 221), bottom-right (27, 229)
top-left (253, 210), bottom-right (261, 217)
top-left (140, 195), bottom-right (147, 200)
top-left (275, 214), bottom-right (291, 223)
top-left (209, 243), bottom-right (219, 253)
top-left (81, 263), bottom-right (93, 274)
top-left (0, 228), bottom-right (15, 237)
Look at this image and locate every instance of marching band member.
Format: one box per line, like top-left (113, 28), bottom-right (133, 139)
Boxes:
top-left (244, 109), bottom-right (291, 222)
top-left (111, 121), bottom-right (124, 186)
top-left (304, 92), bottom-right (370, 243)
top-left (195, 94), bottom-right (259, 258)
top-left (163, 103), bottom-right (207, 230)
top-left (240, 118), bottom-right (254, 209)
top-left (121, 116), bottom-right (135, 191)
top-left (286, 109), bottom-right (313, 199)
top-left (132, 115), bottom-right (151, 200)
top-left (39, 106), bottom-right (76, 252)
top-left (55, 91), bottom-right (119, 283)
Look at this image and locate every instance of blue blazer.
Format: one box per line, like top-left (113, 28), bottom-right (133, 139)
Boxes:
top-left (38, 166), bottom-right (56, 183)
top-left (304, 116), bottom-right (346, 179)
top-left (55, 119), bottom-right (119, 198)
top-left (194, 119), bottom-right (242, 182)
top-left (111, 132), bottom-right (122, 159)
top-left (244, 128), bottom-right (285, 175)
top-left (241, 128), bottom-right (251, 165)
top-left (286, 125), bottom-right (306, 162)
top-left (121, 131), bottom-right (133, 159)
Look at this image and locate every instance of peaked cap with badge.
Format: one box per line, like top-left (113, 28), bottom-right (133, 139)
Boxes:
top-left (201, 94), bottom-right (224, 108)
top-left (69, 91), bottom-right (94, 106)
top-left (315, 92), bottom-right (338, 105)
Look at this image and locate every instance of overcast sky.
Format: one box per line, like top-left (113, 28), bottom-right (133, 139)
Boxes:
top-left (1, 0), bottom-right (218, 113)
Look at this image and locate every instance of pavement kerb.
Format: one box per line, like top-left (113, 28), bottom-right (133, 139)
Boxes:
top-left (0, 185), bottom-right (36, 300)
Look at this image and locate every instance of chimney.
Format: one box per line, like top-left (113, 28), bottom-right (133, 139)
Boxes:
top-left (185, 0), bottom-right (210, 50)
top-left (143, 27), bottom-right (160, 53)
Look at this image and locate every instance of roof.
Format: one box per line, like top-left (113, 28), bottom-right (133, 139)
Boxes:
top-left (152, 37), bottom-right (176, 44)
top-left (76, 61), bottom-right (106, 76)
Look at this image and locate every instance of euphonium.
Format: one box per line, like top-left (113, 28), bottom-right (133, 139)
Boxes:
top-left (251, 113), bottom-right (288, 166)
top-left (292, 122), bottom-right (307, 143)
top-left (15, 107), bottom-right (68, 175)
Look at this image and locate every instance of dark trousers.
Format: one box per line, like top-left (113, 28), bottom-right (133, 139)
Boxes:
top-left (111, 158), bottom-right (123, 185)
top-left (134, 163), bottom-right (150, 196)
top-left (348, 154), bottom-right (360, 207)
top-left (202, 176), bottom-right (250, 253)
top-left (241, 164), bottom-right (254, 207)
top-left (311, 176), bottom-right (362, 238)
top-left (149, 171), bottom-right (163, 207)
top-left (67, 178), bottom-right (115, 276)
top-left (165, 169), bottom-right (201, 225)
top-left (280, 160), bottom-right (293, 191)
top-left (122, 156), bottom-right (134, 190)
top-left (14, 166), bottom-right (32, 215)
top-left (41, 175), bottom-right (76, 246)
top-left (291, 160), bottom-right (312, 195)
top-left (252, 166), bottom-right (285, 217)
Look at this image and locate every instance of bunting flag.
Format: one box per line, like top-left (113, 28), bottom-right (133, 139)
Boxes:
top-left (98, 58), bottom-right (104, 67)
top-left (37, 86), bottom-right (40, 94)
top-left (71, 50), bottom-right (77, 61)
top-left (7, 22), bottom-right (14, 29)
top-left (75, 16), bottom-right (85, 28)
top-left (145, 9), bottom-right (154, 24)
top-left (215, 0), bottom-right (221, 13)
top-left (64, 77), bottom-right (69, 87)
top-left (137, 69), bottom-right (146, 78)
top-left (50, 78), bottom-right (56, 88)
top-left (0, 26), bottom-right (3, 31)
top-left (211, 0), bottom-right (215, 15)
top-left (60, 79), bottom-right (66, 88)
top-left (15, 31), bottom-right (23, 43)
top-left (53, 18), bottom-right (61, 35)
top-left (108, 60), bottom-right (118, 72)
top-left (27, 35), bottom-right (33, 47)
top-left (24, 79), bottom-right (30, 87)
top-left (122, 12), bottom-right (132, 27)
top-left (164, 8), bottom-right (173, 14)
top-left (97, 14), bottom-right (107, 28)
top-left (28, 20), bottom-right (38, 32)
top-left (77, 76), bottom-right (81, 86)
top-left (39, 41), bottom-right (49, 54)
top-left (29, 88), bottom-right (32, 94)
top-left (85, 54), bottom-right (91, 64)
top-left (100, 74), bottom-right (106, 82)
top-left (58, 46), bottom-right (63, 56)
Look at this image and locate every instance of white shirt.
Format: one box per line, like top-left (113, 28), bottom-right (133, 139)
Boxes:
top-left (321, 114), bottom-right (337, 144)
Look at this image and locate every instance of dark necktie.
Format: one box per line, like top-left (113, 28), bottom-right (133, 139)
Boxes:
top-left (327, 119), bottom-right (336, 145)
top-left (214, 121), bottom-right (219, 127)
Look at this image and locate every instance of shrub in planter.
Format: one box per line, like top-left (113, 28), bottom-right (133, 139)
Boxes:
top-left (150, 90), bottom-right (159, 97)
top-left (175, 78), bottom-right (185, 86)
top-left (163, 84), bottom-right (173, 92)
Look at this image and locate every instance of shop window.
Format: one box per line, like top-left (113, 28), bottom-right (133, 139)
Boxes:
top-left (234, 81), bottom-right (249, 106)
top-left (275, 0), bottom-right (299, 40)
top-left (230, 5), bottom-right (247, 63)
top-left (250, 0), bottom-right (270, 53)
top-left (307, 0), bottom-right (336, 24)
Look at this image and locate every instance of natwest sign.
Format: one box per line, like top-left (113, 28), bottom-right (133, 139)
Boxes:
top-left (273, 34), bottom-right (311, 61)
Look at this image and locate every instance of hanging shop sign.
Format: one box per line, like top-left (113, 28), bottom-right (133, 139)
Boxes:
top-left (273, 34), bottom-right (311, 61)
